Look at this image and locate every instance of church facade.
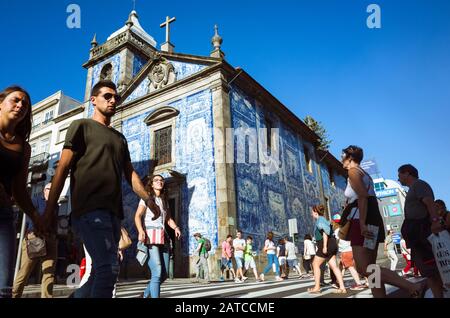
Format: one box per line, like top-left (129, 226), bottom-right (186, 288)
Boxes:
top-left (81, 11), bottom-right (347, 278)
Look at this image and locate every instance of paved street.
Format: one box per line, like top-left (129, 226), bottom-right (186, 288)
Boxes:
top-left (21, 273), bottom-right (426, 298)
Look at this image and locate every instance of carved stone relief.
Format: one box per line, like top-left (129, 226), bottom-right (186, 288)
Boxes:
top-left (147, 59), bottom-right (176, 92)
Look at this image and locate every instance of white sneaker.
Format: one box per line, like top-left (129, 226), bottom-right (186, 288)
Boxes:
top-left (275, 276), bottom-right (284, 282)
top-left (242, 276), bottom-right (248, 281)
top-left (259, 273), bottom-right (265, 281)
top-left (234, 278), bottom-right (243, 283)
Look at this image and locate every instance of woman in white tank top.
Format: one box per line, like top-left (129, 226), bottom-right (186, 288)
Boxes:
top-left (341, 145), bottom-right (424, 298)
top-left (134, 175), bottom-right (181, 298)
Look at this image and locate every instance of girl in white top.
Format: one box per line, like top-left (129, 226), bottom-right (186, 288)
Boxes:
top-left (259, 232), bottom-right (283, 281)
top-left (134, 175), bottom-right (181, 298)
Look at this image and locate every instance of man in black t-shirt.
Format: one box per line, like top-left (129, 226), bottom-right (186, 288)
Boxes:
top-left (42, 80), bottom-right (152, 298)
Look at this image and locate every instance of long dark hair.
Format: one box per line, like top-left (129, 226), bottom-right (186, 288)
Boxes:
top-left (144, 174), bottom-right (172, 221)
top-left (0, 86), bottom-right (32, 141)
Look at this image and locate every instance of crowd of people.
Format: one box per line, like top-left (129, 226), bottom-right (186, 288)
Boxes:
top-left (1, 83), bottom-right (449, 299)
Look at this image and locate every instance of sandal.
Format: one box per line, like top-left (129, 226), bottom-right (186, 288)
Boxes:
top-left (333, 288), bottom-right (347, 294)
top-left (307, 288), bottom-right (322, 294)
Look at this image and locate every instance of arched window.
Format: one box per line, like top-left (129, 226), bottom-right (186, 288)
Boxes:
top-left (100, 63), bottom-right (112, 81)
top-left (144, 106), bottom-right (179, 169)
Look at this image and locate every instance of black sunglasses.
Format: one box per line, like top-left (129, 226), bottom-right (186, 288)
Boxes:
top-left (101, 93), bottom-right (122, 103)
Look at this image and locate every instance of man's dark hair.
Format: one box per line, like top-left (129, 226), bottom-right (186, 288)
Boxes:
top-left (236, 230), bottom-right (242, 234)
top-left (246, 236), bottom-right (253, 240)
top-left (435, 199), bottom-right (447, 210)
top-left (342, 145), bottom-right (364, 164)
top-left (398, 164), bottom-right (419, 179)
top-left (226, 234), bottom-right (233, 239)
top-left (91, 80), bottom-right (117, 97)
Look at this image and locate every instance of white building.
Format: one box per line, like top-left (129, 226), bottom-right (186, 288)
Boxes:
top-left (29, 91), bottom-right (84, 226)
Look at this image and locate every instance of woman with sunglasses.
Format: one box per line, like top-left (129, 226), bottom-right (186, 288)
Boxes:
top-left (135, 175), bottom-right (181, 298)
top-left (341, 145), bottom-right (426, 298)
top-left (0, 86), bottom-right (41, 298)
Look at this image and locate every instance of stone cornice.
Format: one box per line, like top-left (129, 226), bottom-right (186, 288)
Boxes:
top-left (82, 30), bottom-right (156, 69)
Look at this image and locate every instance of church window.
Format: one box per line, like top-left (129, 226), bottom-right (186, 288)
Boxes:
top-left (303, 145), bottom-right (313, 174)
top-left (144, 106), bottom-right (179, 171)
top-left (100, 63), bottom-right (113, 81)
top-left (265, 117), bottom-right (273, 154)
top-left (154, 126), bottom-right (172, 166)
top-left (328, 167), bottom-right (335, 186)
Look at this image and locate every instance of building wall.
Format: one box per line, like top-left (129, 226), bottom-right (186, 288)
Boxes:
top-left (320, 163), bottom-right (347, 220)
top-left (132, 53), bottom-right (147, 77)
top-left (120, 89), bottom-right (218, 256)
top-left (229, 86), bottom-right (346, 250)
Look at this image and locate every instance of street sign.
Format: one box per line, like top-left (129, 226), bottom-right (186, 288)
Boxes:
top-left (288, 218), bottom-right (298, 237)
top-left (392, 233), bottom-right (401, 244)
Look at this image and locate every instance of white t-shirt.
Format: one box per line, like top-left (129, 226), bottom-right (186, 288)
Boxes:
top-left (334, 229), bottom-right (352, 253)
top-left (233, 238), bottom-right (246, 258)
top-left (265, 239), bottom-right (276, 255)
top-left (303, 239), bottom-right (316, 259)
top-left (140, 197), bottom-right (166, 229)
top-left (344, 171), bottom-right (376, 220)
top-left (285, 241), bottom-right (297, 260)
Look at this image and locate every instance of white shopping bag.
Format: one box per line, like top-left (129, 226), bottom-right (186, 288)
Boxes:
top-left (428, 231), bottom-right (450, 290)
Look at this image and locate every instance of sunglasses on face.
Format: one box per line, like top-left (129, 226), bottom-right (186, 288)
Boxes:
top-left (101, 93), bottom-right (122, 103)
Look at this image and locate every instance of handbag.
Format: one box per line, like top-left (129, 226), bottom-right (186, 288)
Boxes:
top-left (145, 226), bottom-right (165, 245)
top-left (136, 241), bottom-right (148, 266)
top-left (119, 227), bottom-right (132, 250)
top-left (26, 232), bottom-right (47, 259)
top-left (338, 201), bottom-right (358, 240)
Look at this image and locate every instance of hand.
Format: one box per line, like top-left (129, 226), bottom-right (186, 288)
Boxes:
top-left (138, 230), bottom-right (146, 243)
top-left (360, 224), bottom-right (375, 239)
top-left (174, 227), bottom-right (181, 240)
top-left (41, 212), bottom-right (56, 236)
top-left (322, 247), bottom-right (328, 255)
top-left (118, 250), bottom-right (124, 262)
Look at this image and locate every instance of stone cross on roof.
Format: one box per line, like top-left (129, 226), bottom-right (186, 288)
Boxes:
top-left (160, 16), bottom-right (176, 44)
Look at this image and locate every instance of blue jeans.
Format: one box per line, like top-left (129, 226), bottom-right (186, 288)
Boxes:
top-left (144, 244), bottom-right (169, 298)
top-left (71, 210), bottom-right (121, 298)
top-left (0, 207), bottom-right (15, 298)
top-left (262, 254), bottom-right (280, 276)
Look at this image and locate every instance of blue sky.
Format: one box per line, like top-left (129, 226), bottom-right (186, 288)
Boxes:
top-left (1, 0), bottom-right (449, 203)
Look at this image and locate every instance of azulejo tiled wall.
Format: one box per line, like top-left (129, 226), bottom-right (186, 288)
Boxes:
top-left (120, 89), bottom-right (218, 257)
top-left (320, 164), bottom-right (347, 220)
top-left (132, 54), bottom-right (147, 77)
top-left (229, 86), bottom-right (346, 250)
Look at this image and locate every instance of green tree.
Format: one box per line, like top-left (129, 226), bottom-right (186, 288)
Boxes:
top-left (304, 115), bottom-right (332, 151)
